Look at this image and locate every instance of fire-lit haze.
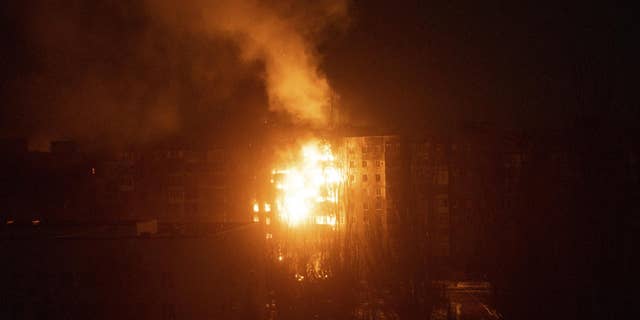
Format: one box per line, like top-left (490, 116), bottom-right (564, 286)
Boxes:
top-left (272, 141), bottom-right (343, 226)
top-left (148, 0), bottom-right (348, 126)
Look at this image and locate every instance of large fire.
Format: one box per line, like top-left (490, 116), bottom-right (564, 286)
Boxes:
top-left (272, 141), bottom-right (343, 227)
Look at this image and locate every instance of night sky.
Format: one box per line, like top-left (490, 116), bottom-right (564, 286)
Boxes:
top-left (1, 1), bottom-right (637, 148)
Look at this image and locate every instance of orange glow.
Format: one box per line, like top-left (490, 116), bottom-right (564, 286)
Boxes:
top-left (272, 141), bottom-right (344, 227)
top-left (265, 216), bottom-right (271, 225)
top-left (315, 215), bottom-right (336, 226)
top-left (264, 203), bottom-right (271, 212)
top-left (253, 215), bottom-right (260, 223)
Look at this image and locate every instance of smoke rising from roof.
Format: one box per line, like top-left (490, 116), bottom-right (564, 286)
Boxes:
top-left (147, 0), bottom-right (348, 126)
top-left (0, 1), bottom-right (348, 149)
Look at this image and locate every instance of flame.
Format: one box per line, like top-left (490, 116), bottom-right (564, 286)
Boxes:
top-left (273, 141), bottom-right (343, 226)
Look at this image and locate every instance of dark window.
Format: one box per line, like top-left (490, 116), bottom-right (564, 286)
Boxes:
top-left (375, 174), bottom-right (381, 182)
top-left (162, 303), bottom-right (176, 320)
top-left (362, 174), bottom-right (368, 182)
top-left (362, 160), bottom-right (368, 168)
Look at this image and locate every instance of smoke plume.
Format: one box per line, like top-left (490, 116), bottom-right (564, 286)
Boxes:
top-left (147, 0), bottom-right (348, 126)
top-left (0, 1), bottom-right (347, 149)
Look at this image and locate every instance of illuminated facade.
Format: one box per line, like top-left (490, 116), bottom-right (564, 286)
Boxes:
top-left (340, 135), bottom-right (402, 269)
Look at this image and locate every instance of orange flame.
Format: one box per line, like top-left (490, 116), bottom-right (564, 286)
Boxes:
top-left (273, 141), bottom-right (343, 226)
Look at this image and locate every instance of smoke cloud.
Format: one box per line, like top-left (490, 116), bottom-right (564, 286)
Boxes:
top-left (147, 0), bottom-right (348, 126)
top-left (0, 1), bottom-right (347, 148)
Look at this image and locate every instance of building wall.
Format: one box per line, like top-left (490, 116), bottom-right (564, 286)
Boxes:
top-left (343, 136), bottom-right (388, 232)
top-left (340, 136), bottom-right (395, 277)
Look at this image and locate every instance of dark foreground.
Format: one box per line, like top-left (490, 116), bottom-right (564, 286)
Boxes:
top-left (1, 223), bottom-right (497, 319)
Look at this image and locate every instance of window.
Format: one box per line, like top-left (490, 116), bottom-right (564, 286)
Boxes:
top-left (435, 194), bottom-right (449, 212)
top-left (122, 177), bottom-right (134, 187)
top-left (168, 190), bottom-right (184, 201)
top-left (185, 203), bottom-right (198, 214)
top-left (375, 174), bottom-right (381, 182)
top-left (162, 271), bottom-right (175, 289)
top-left (362, 174), bottom-right (368, 182)
top-left (362, 160), bottom-right (367, 168)
top-left (363, 202), bottom-right (369, 210)
top-left (375, 160), bottom-right (382, 167)
top-left (162, 303), bottom-right (176, 319)
top-left (350, 160), bottom-right (355, 168)
top-left (375, 198), bottom-right (382, 210)
top-left (362, 145), bottom-right (368, 153)
top-left (375, 187), bottom-right (382, 196)
top-left (167, 150), bottom-right (183, 159)
top-left (436, 166), bottom-right (449, 185)
top-left (349, 175), bottom-right (355, 183)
